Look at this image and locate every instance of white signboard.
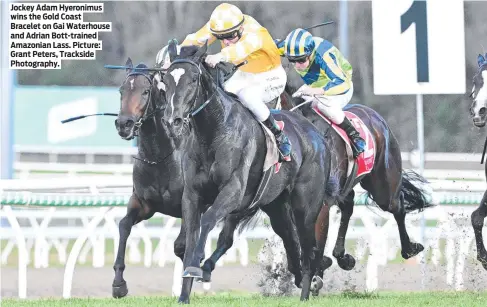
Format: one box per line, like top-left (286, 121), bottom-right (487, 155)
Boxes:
top-left (47, 98), bottom-right (98, 144)
top-left (372, 0), bottom-right (466, 95)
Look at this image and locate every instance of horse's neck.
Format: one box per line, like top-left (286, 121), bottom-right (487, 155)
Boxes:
top-left (137, 115), bottom-right (175, 162)
top-left (191, 69), bottom-right (231, 143)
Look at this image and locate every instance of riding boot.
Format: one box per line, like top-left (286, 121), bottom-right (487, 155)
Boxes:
top-left (338, 117), bottom-right (366, 158)
top-left (263, 114), bottom-right (292, 160)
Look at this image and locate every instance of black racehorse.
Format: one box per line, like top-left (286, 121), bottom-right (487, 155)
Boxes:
top-left (160, 40), bottom-right (341, 303)
top-left (110, 57), bottom-right (306, 299)
top-left (278, 56), bottom-right (434, 295)
top-left (469, 53), bottom-right (487, 270)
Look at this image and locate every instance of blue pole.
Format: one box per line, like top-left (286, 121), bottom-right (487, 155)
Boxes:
top-left (339, 0), bottom-right (349, 58)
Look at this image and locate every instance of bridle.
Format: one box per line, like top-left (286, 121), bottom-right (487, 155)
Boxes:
top-left (166, 59), bottom-right (216, 123)
top-left (469, 66), bottom-right (486, 116)
top-left (164, 58), bottom-right (243, 125)
top-left (120, 70), bottom-right (165, 137)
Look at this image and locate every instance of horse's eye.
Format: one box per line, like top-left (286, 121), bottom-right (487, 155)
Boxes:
top-left (193, 77), bottom-right (198, 82)
top-left (143, 89), bottom-right (149, 96)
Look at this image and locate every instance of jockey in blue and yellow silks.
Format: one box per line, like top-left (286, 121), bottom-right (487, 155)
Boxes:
top-left (277, 28), bottom-right (365, 158)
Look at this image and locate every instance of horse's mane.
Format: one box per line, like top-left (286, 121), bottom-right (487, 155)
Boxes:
top-left (173, 45), bottom-right (241, 102)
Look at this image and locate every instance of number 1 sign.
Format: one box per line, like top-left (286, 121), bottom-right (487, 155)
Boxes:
top-left (372, 0), bottom-right (466, 95)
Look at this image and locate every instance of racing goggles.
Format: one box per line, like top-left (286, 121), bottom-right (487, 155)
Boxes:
top-left (213, 30), bottom-right (240, 41)
top-left (287, 55), bottom-right (309, 64)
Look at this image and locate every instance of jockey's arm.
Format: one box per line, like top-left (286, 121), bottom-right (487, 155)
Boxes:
top-left (181, 21), bottom-right (217, 47)
top-left (319, 52), bottom-right (351, 96)
top-left (273, 38), bottom-right (285, 56)
top-left (220, 31), bottom-right (264, 64)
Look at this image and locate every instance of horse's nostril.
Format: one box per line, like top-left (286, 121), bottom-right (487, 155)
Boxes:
top-left (174, 118), bottom-right (183, 127)
top-left (480, 108), bottom-right (486, 115)
top-left (125, 119), bottom-right (135, 128)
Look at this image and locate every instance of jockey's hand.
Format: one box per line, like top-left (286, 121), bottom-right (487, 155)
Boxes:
top-left (293, 84), bottom-right (324, 97)
top-left (205, 53), bottom-right (225, 68)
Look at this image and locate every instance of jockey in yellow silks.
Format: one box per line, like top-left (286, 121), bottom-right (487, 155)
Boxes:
top-left (155, 3), bottom-right (291, 159)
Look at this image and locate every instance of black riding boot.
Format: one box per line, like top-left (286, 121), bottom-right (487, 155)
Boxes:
top-left (338, 117), bottom-right (366, 158)
top-left (263, 114), bottom-right (292, 160)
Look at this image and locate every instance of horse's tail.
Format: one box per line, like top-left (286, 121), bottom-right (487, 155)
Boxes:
top-left (236, 206), bottom-right (262, 234)
top-left (400, 169), bottom-right (435, 213)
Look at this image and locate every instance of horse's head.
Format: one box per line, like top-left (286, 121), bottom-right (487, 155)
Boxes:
top-left (470, 53), bottom-right (487, 127)
top-left (115, 57), bottom-right (165, 140)
top-left (161, 40), bottom-right (208, 136)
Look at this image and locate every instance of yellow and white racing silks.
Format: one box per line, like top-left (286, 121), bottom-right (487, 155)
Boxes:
top-left (181, 15), bottom-right (281, 74)
top-left (157, 3), bottom-right (287, 124)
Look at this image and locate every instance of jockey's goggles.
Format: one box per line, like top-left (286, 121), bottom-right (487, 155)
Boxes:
top-left (287, 55), bottom-right (309, 64)
top-left (213, 30), bottom-right (240, 41)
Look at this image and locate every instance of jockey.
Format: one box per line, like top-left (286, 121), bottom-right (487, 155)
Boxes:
top-left (277, 28), bottom-right (366, 158)
top-left (156, 3), bottom-right (292, 160)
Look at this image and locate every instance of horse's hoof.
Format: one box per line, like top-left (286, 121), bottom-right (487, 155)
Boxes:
top-left (112, 281), bottom-right (128, 298)
top-left (182, 266), bottom-right (203, 278)
top-left (322, 256), bottom-right (333, 271)
top-left (337, 254), bottom-right (356, 271)
top-left (195, 269), bottom-right (212, 283)
top-left (401, 242), bottom-right (424, 259)
top-left (177, 296), bottom-right (190, 304)
top-left (310, 276), bottom-right (323, 296)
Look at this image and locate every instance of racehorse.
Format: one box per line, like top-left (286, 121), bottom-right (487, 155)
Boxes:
top-left (278, 55), bottom-right (434, 292)
top-left (110, 57), bottom-right (307, 299)
top-left (111, 58), bottom-right (187, 298)
top-left (160, 40), bottom-right (340, 303)
top-left (468, 53), bottom-right (487, 270)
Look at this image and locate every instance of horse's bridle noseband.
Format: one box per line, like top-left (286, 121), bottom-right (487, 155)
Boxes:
top-left (165, 58), bottom-right (235, 123)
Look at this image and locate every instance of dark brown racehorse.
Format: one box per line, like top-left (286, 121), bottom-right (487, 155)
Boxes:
top-left (278, 58), bottom-right (435, 295)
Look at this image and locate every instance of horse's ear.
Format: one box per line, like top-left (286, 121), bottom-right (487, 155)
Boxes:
top-left (194, 40), bottom-right (208, 61)
top-left (168, 39), bottom-right (178, 62)
top-left (154, 72), bottom-right (166, 92)
top-left (125, 57), bottom-right (133, 73)
top-left (478, 54), bottom-right (486, 67)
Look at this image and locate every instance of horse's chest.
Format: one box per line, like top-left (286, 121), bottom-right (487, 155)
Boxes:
top-left (134, 169), bottom-right (182, 205)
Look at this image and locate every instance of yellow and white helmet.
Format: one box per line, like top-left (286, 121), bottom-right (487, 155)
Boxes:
top-left (209, 3), bottom-right (245, 40)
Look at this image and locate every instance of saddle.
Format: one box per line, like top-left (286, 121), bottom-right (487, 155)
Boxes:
top-left (311, 106), bottom-right (376, 189)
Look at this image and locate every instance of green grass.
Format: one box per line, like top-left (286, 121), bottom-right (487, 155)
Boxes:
top-left (2, 291), bottom-right (487, 307)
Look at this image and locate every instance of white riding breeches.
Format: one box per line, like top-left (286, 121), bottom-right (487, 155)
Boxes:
top-left (312, 83), bottom-right (354, 124)
top-left (223, 65), bottom-right (287, 122)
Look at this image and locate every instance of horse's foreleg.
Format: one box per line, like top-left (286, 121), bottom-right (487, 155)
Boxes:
top-left (332, 191), bottom-right (356, 271)
top-left (174, 220), bottom-right (186, 263)
top-left (112, 194), bottom-right (153, 298)
top-left (182, 173), bottom-right (248, 279)
top-left (472, 190), bottom-right (487, 270)
top-left (197, 214), bottom-right (240, 283)
top-left (178, 188), bottom-right (203, 304)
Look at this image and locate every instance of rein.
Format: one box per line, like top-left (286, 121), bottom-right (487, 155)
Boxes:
top-left (122, 71), bottom-right (166, 137)
top-left (166, 59), bottom-right (246, 122)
